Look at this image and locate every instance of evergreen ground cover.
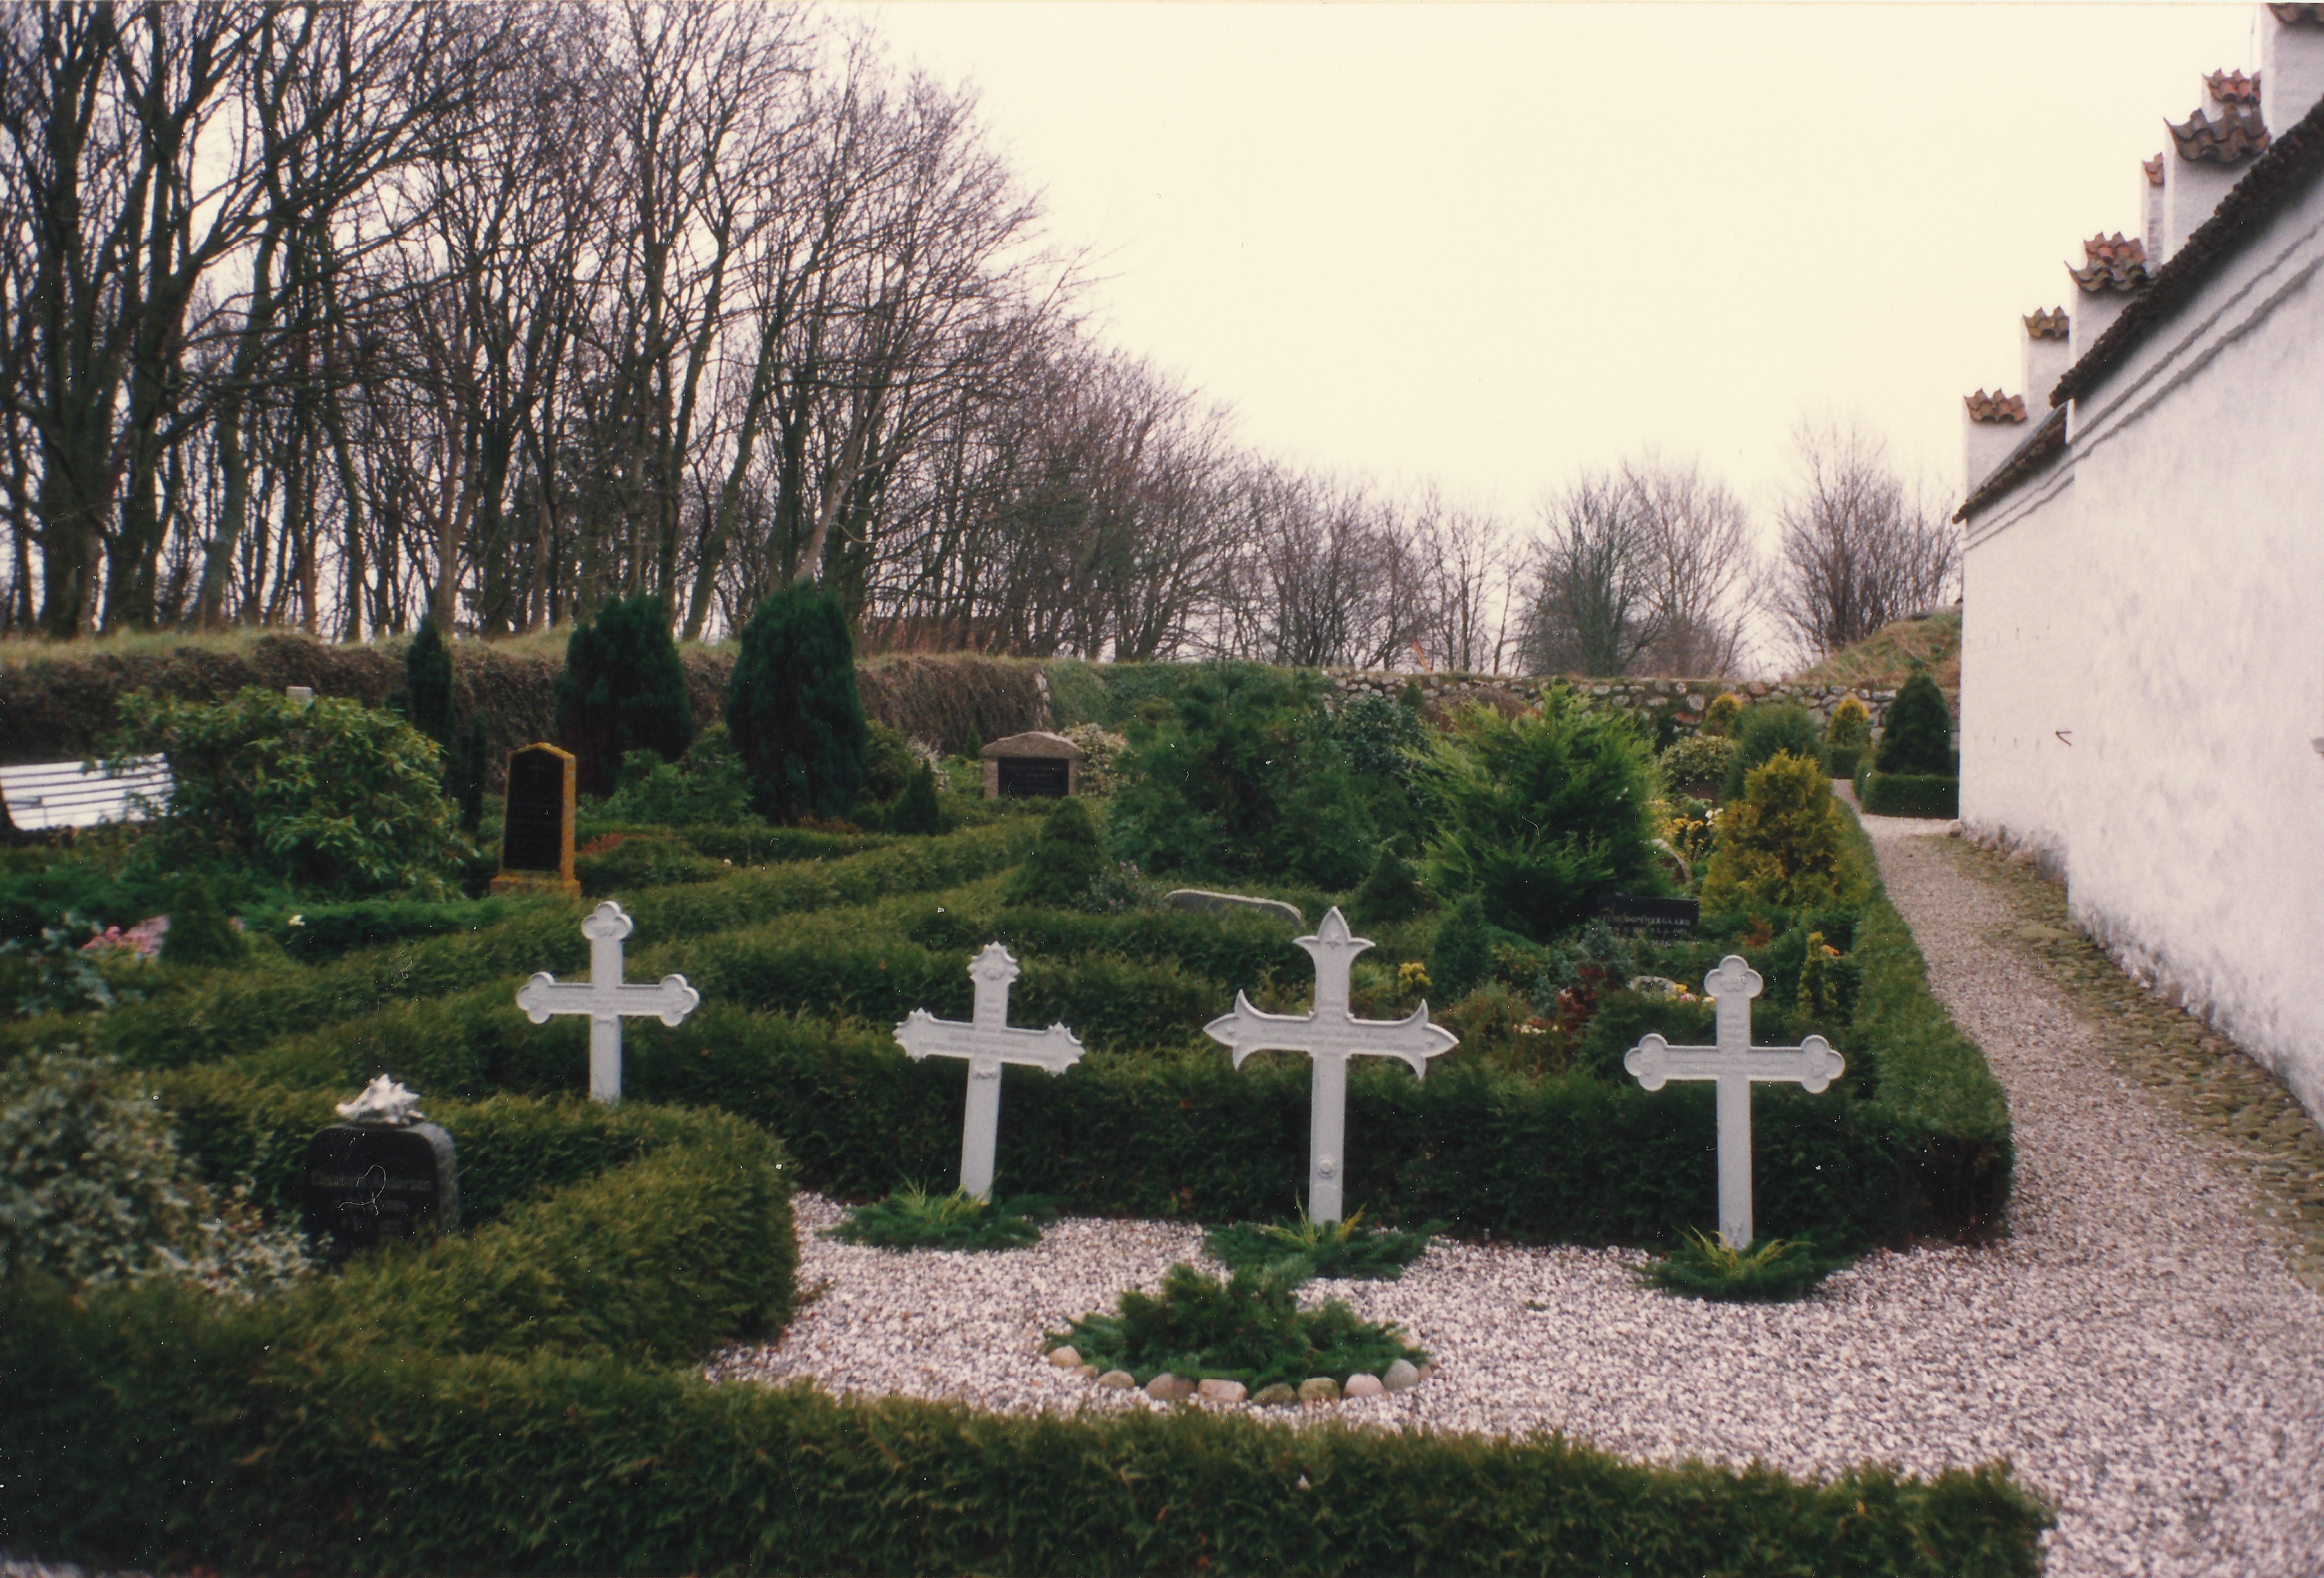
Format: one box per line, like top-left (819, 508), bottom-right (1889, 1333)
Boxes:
top-left (1203, 1207), bottom-right (1437, 1281)
top-left (1050, 1260), bottom-right (1426, 1392)
top-left (826, 1184), bottom-right (1055, 1250)
top-left (0, 660), bottom-right (2040, 1572)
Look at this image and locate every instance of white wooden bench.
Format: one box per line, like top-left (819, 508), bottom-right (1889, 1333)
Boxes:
top-left (0, 756), bottom-right (173, 832)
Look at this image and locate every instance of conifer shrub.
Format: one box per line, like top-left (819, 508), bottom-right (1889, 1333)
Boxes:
top-left (1703, 691), bottom-right (1743, 737)
top-left (1701, 752), bottom-right (1860, 912)
top-left (891, 759), bottom-right (943, 835)
top-left (599, 724), bottom-right (755, 827)
top-left (1203, 1207), bottom-right (1436, 1282)
top-left (1351, 846), bottom-right (1425, 926)
top-left (1428, 894), bottom-right (1491, 1001)
top-left (958, 725), bottom-right (983, 762)
top-left (825, 1185), bottom-right (1053, 1251)
top-left (861, 720), bottom-right (918, 804)
top-left (554, 595), bottom-right (696, 799)
top-left (1005, 796), bottom-right (1109, 910)
top-left (1874, 671), bottom-right (1955, 776)
top-left (1658, 734), bottom-right (1737, 794)
top-left (402, 618), bottom-right (456, 749)
top-left (1051, 1261), bottom-right (1426, 1392)
top-left (726, 583), bottom-right (869, 823)
top-left (1825, 696), bottom-right (1871, 749)
top-left (1720, 704), bottom-right (1824, 800)
top-left (1416, 690), bottom-right (1664, 939)
top-left (108, 688), bottom-right (470, 899)
top-left (1641, 1229), bottom-right (1838, 1303)
top-left (162, 876), bottom-right (244, 968)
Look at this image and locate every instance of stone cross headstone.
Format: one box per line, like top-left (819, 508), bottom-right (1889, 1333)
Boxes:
top-left (302, 1077), bottom-right (460, 1257)
top-left (1204, 906), bottom-right (1459, 1223)
top-left (516, 900), bottom-right (700, 1104)
top-left (894, 942), bottom-right (1084, 1199)
top-left (491, 741), bottom-right (579, 897)
top-left (1623, 955), bottom-right (1846, 1248)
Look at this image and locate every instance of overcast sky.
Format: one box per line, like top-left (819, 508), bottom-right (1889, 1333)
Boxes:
top-left (849, 0), bottom-right (2255, 541)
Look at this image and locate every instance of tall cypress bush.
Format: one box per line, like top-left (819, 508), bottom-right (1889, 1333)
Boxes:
top-left (725, 583), bottom-right (868, 824)
top-left (403, 619), bottom-right (455, 749)
top-left (1873, 671), bottom-right (1955, 776)
top-left (554, 596), bottom-right (696, 799)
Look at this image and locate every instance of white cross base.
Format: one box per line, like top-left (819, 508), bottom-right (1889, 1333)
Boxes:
top-left (1624, 954), bottom-right (1844, 1249)
top-left (894, 942), bottom-right (1083, 1200)
top-left (516, 900), bottom-right (700, 1105)
top-left (1204, 906), bottom-right (1459, 1223)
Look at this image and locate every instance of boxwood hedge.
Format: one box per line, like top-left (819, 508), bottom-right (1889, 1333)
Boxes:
top-left (0, 1273), bottom-right (2049, 1576)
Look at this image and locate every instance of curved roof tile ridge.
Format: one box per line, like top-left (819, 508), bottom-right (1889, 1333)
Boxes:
top-left (2069, 233), bottom-right (2151, 292)
top-left (1964, 390), bottom-right (2029, 423)
top-left (2023, 306), bottom-right (2070, 339)
top-left (2169, 103), bottom-right (2271, 163)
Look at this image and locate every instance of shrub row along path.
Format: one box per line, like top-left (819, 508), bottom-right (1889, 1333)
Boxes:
top-left (713, 810), bottom-right (2324, 1577)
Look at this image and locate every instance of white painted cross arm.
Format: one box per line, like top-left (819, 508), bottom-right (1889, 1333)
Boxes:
top-left (1625, 1033), bottom-right (1844, 1092)
top-left (1203, 994), bottom-right (1456, 1078)
top-left (516, 971), bottom-right (701, 1026)
top-left (894, 1008), bottom-right (1084, 1073)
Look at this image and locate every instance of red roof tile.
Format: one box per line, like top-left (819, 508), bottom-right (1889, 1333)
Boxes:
top-left (1964, 390), bottom-right (2028, 423)
top-left (2068, 233), bottom-right (2150, 292)
top-left (2144, 154), bottom-right (2165, 186)
top-left (2170, 103), bottom-right (2270, 163)
top-left (2206, 69), bottom-right (2262, 105)
top-left (2023, 307), bottom-right (2070, 340)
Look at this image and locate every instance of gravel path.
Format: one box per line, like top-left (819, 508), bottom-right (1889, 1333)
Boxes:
top-left (713, 812), bottom-right (2324, 1577)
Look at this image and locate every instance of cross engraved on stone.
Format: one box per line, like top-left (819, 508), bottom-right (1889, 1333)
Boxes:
top-left (894, 942), bottom-right (1084, 1200)
top-left (1204, 906), bottom-right (1459, 1223)
top-left (1624, 954), bottom-right (1845, 1249)
top-left (516, 900), bottom-right (700, 1105)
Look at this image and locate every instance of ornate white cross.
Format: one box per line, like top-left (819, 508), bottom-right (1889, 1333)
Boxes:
top-left (894, 942), bottom-right (1084, 1200)
top-left (1205, 906), bottom-right (1459, 1223)
top-left (516, 900), bottom-right (700, 1105)
top-left (1624, 954), bottom-right (1845, 1249)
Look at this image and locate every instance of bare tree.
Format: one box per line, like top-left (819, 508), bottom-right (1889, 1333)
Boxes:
top-left (1766, 416), bottom-right (1960, 658)
top-left (1623, 453), bottom-right (1754, 678)
top-left (1407, 489), bottom-right (1518, 674)
top-left (1524, 470), bottom-right (1658, 677)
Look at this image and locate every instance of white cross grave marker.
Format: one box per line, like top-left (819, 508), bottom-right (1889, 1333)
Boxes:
top-left (894, 942), bottom-right (1084, 1200)
top-left (1204, 906), bottom-right (1459, 1223)
top-left (516, 900), bottom-right (700, 1105)
top-left (1623, 955), bottom-right (1845, 1249)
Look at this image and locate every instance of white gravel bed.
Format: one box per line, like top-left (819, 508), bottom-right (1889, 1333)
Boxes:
top-left (712, 812), bottom-right (2324, 1577)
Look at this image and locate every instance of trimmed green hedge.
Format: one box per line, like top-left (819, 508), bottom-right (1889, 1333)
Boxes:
top-left (0, 1277), bottom-right (2050, 1575)
top-left (1821, 744), bottom-right (1861, 780)
top-left (1860, 772), bottom-right (1959, 819)
top-left (47, 821), bottom-right (1035, 1071)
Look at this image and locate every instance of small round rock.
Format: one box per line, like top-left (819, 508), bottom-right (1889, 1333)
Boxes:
top-left (1382, 1359), bottom-right (1421, 1393)
top-left (1342, 1373), bottom-right (1385, 1399)
top-left (1298, 1376), bottom-right (1342, 1404)
top-left (1197, 1377), bottom-right (1248, 1404)
top-left (1145, 1373), bottom-right (1192, 1402)
top-left (1251, 1382), bottom-right (1299, 1407)
top-left (1096, 1370), bottom-right (1136, 1391)
top-left (1046, 1346), bottom-right (1082, 1369)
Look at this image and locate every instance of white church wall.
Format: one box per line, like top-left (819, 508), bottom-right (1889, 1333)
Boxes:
top-left (2051, 178), bottom-right (2324, 1122)
top-left (1959, 458), bottom-right (2081, 872)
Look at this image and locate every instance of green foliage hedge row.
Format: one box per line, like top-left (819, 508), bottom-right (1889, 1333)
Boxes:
top-left (0, 1280), bottom-right (2050, 1575)
top-left (52, 822), bottom-right (1033, 1071)
top-left (1859, 772), bottom-right (1960, 819)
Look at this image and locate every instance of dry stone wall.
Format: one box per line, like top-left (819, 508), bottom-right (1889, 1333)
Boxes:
top-left (1325, 670), bottom-right (1897, 735)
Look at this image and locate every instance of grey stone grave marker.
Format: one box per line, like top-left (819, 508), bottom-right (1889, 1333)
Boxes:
top-left (1622, 954), bottom-right (1845, 1247)
top-left (1595, 891), bottom-right (1701, 943)
top-left (517, 899), bottom-right (700, 1104)
top-left (302, 1077), bottom-right (460, 1256)
top-left (1205, 906), bottom-right (1458, 1223)
top-left (980, 731), bottom-right (1085, 799)
top-left (894, 942), bottom-right (1083, 1199)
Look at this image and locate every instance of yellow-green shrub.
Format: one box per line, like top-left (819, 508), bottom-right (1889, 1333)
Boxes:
top-left (1701, 752), bottom-right (1861, 911)
top-left (1825, 696), bottom-right (1871, 749)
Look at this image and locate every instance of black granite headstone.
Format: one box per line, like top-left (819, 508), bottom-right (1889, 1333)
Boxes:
top-left (302, 1121), bottom-right (459, 1255)
top-left (1594, 892), bottom-right (1701, 944)
top-left (996, 756), bottom-right (1070, 797)
top-left (502, 746), bottom-right (568, 873)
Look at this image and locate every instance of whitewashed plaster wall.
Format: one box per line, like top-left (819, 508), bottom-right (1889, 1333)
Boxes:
top-left (1965, 170), bottom-right (2324, 1122)
top-left (1959, 456), bottom-right (2081, 868)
